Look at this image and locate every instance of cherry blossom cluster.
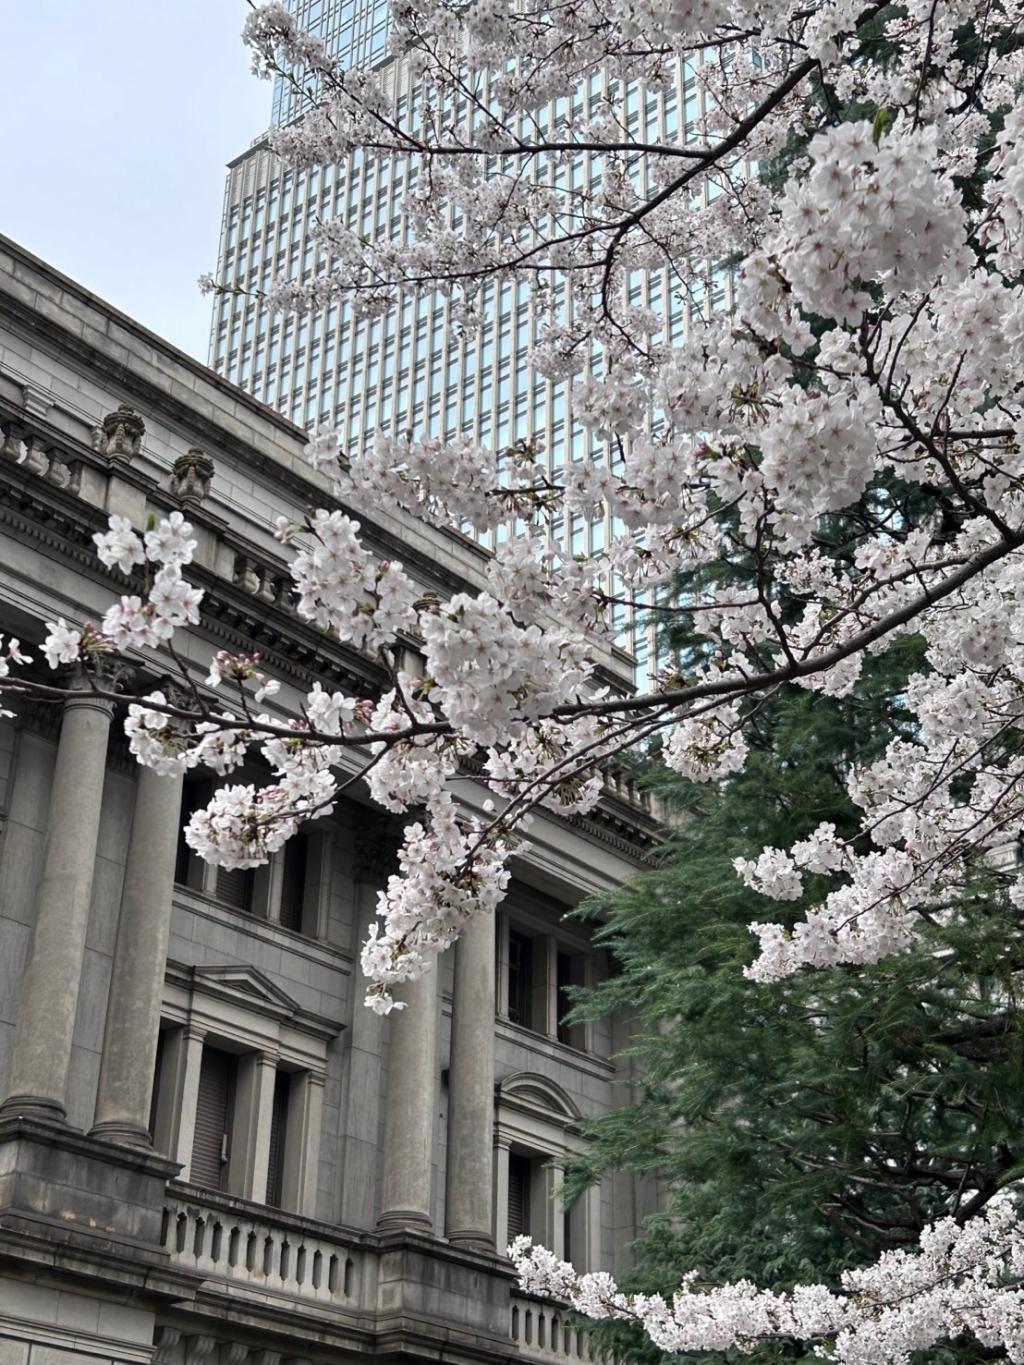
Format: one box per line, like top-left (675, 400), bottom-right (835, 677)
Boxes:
top-left (0, 636), bottom-right (30, 720)
top-left (35, 513), bottom-right (202, 677)
top-left (509, 1201), bottom-right (1024, 1360)
top-left (92, 511), bottom-right (201, 649)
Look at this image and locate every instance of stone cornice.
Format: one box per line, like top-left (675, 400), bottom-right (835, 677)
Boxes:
top-left (0, 253), bottom-right (494, 597)
top-left (0, 421), bottom-right (662, 859)
top-left (0, 459), bottom-right (386, 698)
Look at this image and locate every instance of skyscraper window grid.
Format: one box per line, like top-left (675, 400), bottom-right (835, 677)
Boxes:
top-left (270, 0), bottom-right (390, 124)
top-left (210, 12), bottom-right (729, 674)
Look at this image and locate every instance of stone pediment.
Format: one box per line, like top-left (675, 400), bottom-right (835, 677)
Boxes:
top-left (192, 963), bottom-right (301, 1015)
top-left (497, 1071), bottom-right (581, 1123)
top-left (165, 960), bottom-right (343, 1041)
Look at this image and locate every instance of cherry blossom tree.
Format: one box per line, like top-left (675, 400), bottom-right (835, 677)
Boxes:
top-left (4, 0), bottom-right (1024, 1350)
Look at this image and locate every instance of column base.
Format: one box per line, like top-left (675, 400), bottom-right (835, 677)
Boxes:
top-left (0, 1093), bottom-right (67, 1123)
top-left (447, 1228), bottom-right (495, 1250)
top-left (89, 1118), bottom-right (154, 1148)
top-left (376, 1208), bottom-right (434, 1234)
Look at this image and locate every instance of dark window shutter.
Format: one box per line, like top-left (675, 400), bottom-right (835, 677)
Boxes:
top-left (508, 1154), bottom-right (531, 1241)
top-left (216, 865), bottom-right (254, 911)
top-left (507, 932), bottom-right (534, 1027)
top-left (190, 1046), bottom-right (236, 1191)
top-left (266, 1070), bottom-right (291, 1208)
top-left (278, 835), bottom-right (308, 933)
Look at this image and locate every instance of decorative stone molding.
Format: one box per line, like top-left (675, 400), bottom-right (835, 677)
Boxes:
top-left (20, 382), bottom-right (54, 420)
top-left (170, 447), bottom-right (215, 505)
top-left (18, 432), bottom-right (50, 478)
top-left (497, 1071), bottom-right (582, 1129)
top-left (1, 415), bottom-right (80, 491)
top-left (0, 419), bottom-right (25, 464)
top-left (96, 403), bottom-right (146, 463)
top-left (184, 1337), bottom-right (218, 1365)
top-left (233, 553), bottom-right (287, 605)
top-left (154, 1328), bottom-right (183, 1365)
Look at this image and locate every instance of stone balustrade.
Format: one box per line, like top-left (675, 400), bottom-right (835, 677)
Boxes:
top-left (162, 1187), bottom-right (600, 1365)
top-left (600, 764), bottom-right (653, 814)
top-left (510, 1294), bottom-right (606, 1365)
top-left (162, 1186), bottom-right (364, 1309)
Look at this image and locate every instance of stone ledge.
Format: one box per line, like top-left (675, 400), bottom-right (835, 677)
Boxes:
top-left (0, 1217), bottom-right (200, 1304)
top-left (0, 1117), bottom-right (181, 1254)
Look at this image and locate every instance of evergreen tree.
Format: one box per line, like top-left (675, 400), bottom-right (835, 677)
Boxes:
top-left (565, 645), bottom-right (1024, 1363)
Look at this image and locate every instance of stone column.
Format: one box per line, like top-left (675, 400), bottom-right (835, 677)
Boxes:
top-left (377, 961), bottom-right (440, 1233)
top-left (445, 908), bottom-right (496, 1247)
top-left (232, 1050), bottom-right (278, 1201)
top-left (283, 1071), bottom-right (324, 1216)
top-left (169, 1027), bottom-right (206, 1177)
top-left (0, 677), bottom-right (114, 1121)
top-left (342, 816), bottom-right (396, 1227)
top-left (91, 766), bottom-right (184, 1145)
top-left (493, 1139), bottom-right (511, 1253)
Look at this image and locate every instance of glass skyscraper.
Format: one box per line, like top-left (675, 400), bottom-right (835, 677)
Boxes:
top-left (209, 1), bottom-right (723, 669)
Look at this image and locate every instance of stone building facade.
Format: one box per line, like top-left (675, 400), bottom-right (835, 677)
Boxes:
top-left (0, 236), bottom-right (660, 1365)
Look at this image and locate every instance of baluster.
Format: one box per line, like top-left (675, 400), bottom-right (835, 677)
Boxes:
top-left (244, 1223), bottom-right (259, 1277)
top-left (228, 1222), bottom-right (241, 1268)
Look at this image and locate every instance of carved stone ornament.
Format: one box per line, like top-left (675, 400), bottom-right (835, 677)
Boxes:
top-left (170, 446), bottom-right (215, 505)
top-left (98, 403), bottom-right (145, 462)
top-left (1, 420), bottom-right (27, 466)
top-left (20, 381), bottom-right (54, 420)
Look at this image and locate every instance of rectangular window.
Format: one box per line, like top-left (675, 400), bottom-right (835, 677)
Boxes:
top-left (507, 932), bottom-right (534, 1028)
top-left (176, 777), bottom-right (220, 890)
top-left (190, 1045), bottom-right (237, 1192)
top-left (148, 1028), bottom-right (165, 1142)
top-left (216, 864), bottom-right (255, 912)
top-left (175, 780), bottom-right (202, 885)
top-left (266, 1069), bottom-right (292, 1208)
top-left (279, 833), bottom-right (309, 933)
top-left (508, 1154), bottom-right (532, 1240)
top-left (556, 951), bottom-right (587, 1048)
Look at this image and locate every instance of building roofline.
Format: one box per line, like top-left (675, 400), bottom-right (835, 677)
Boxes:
top-left (0, 232), bottom-right (304, 444)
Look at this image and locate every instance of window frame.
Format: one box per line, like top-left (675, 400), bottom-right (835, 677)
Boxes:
top-left (151, 962), bottom-right (341, 1215)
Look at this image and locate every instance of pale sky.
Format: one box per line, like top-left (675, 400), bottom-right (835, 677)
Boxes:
top-left (2, 0), bottom-right (270, 362)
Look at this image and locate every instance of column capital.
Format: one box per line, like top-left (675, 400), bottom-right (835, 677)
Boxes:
top-left (59, 659), bottom-right (134, 710)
